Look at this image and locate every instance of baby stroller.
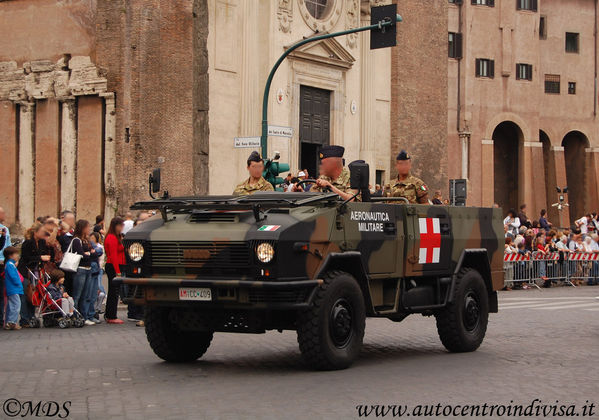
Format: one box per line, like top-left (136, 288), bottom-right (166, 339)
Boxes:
top-left (28, 269), bottom-right (85, 328)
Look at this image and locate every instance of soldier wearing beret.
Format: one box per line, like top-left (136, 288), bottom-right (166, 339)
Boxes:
top-left (232, 151), bottom-right (275, 196)
top-left (310, 145), bottom-right (358, 201)
top-left (390, 150), bottom-right (429, 204)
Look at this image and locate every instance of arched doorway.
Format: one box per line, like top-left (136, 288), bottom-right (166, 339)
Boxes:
top-left (493, 121), bottom-right (523, 211)
top-left (562, 131), bottom-right (589, 224)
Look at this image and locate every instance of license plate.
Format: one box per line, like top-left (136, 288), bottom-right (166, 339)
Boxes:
top-left (178, 287), bottom-right (212, 301)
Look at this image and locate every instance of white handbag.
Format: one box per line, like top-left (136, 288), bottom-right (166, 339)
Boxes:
top-left (59, 237), bottom-right (83, 273)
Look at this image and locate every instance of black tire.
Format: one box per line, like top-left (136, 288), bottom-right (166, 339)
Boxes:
top-left (435, 268), bottom-right (489, 352)
top-left (296, 271), bottom-right (366, 370)
top-left (57, 318), bottom-right (69, 329)
top-left (145, 307), bottom-right (213, 363)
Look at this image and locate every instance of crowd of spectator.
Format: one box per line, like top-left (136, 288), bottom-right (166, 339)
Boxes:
top-left (503, 204), bottom-right (599, 288)
top-left (0, 207), bottom-right (153, 331)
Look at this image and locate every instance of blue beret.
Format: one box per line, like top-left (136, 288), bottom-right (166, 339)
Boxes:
top-left (247, 151), bottom-right (263, 163)
top-left (319, 145), bottom-right (345, 159)
top-left (396, 150), bottom-right (411, 161)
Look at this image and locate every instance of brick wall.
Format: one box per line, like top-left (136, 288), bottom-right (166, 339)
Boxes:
top-left (95, 0), bottom-right (210, 211)
top-left (391, 0), bottom-right (448, 195)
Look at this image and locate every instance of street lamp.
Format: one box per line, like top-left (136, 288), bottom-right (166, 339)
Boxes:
top-left (259, 5), bottom-right (403, 159)
top-left (552, 186), bottom-right (569, 228)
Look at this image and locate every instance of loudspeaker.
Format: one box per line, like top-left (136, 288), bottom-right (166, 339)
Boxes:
top-left (450, 179), bottom-right (467, 206)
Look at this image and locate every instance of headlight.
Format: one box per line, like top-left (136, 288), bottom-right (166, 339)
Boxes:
top-left (256, 242), bottom-right (275, 263)
top-left (128, 242), bottom-right (145, 262)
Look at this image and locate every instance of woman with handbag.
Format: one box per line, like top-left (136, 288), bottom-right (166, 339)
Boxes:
top-left (69, 220), bottom-right (97, 326)
top-left (104, 217), bottom-right (125, 324)
top-left (17, 222), bottom-right (53, 327)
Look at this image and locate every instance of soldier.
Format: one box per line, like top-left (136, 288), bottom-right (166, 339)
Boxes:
top-left (390, 150), bottom-right (429, 204)
top-left (232, 151), bottom-right (275, 196)
top-left (310, 145), bottom-right (357, 201)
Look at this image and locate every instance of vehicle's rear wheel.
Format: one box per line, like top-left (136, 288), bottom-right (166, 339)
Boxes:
top-left (296, 271), bottom-right (366, 370)
top-left (435, 268), bottom-right (489, 352)
top-left (145, 307), bottom-right (213, 362)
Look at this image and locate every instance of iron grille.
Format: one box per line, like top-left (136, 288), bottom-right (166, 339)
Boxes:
top-left (150, 241), bottom-right (251, 268)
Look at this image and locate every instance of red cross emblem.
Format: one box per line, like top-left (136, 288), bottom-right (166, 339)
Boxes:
top-left (418, 218), bottom-right (441, 264)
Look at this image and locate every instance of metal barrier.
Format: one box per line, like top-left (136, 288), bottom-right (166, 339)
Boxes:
top-left (503, 252), bottom-right (599, 288)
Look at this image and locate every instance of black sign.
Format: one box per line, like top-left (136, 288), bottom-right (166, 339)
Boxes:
top-left (370, 4), bottom-right (398, 50)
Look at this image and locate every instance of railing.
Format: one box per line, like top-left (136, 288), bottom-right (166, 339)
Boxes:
top-left (504, 252), bottom-right (599, 289)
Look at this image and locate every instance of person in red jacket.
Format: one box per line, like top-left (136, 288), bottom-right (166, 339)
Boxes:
top-left (104, 217), bottom-right (125, 324)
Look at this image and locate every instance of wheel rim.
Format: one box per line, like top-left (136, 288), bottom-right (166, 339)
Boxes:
top-left (329, 298), bottom-right (353, 348)
top-left (462, 289), bottom-right (481, 332)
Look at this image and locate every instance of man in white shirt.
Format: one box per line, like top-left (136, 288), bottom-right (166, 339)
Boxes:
top-left (122, 211), bottom-right (135, 235)
top-left (575, 214), bottom-right (591, 235)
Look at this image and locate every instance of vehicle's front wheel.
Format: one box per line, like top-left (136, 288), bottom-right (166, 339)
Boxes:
top-left (145, 307), bottom-right (213, 362)
top-left (435, 268), bottom-right (489, 352)
top-left (296, 271), bottom-right (366, 370)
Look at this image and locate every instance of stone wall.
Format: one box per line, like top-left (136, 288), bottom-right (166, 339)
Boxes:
top-left (391, 0), bottom-right (449, 195)
top-left (0, 0), bottom-right (210, 225)
top-left (95, 0), bottom-right (210, 208)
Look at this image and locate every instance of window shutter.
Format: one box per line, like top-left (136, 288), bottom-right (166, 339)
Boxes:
top-left (516, 0), bottom-right (521, 10)
top-left (532, 0), bottom-right (538, 11)
top-left (475, 58), bottom-right (481, 76)
top-left (516, 64), bottom-right (520, 79)
top-left (471, 0), bottom-right (477, 4)
top-left (488, 0), bottom-right (495, 7)
top-left (528, 64), bottom-right (533, 81)
top-left (489, 60), bottom-right (495, 78)
top-left (455, 0), bottom-right (463, 4)
top-left (456, 33), bottom-right (463, 59)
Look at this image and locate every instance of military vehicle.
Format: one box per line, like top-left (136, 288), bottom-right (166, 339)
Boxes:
top-left (117, 162), bottom-right (503, 370)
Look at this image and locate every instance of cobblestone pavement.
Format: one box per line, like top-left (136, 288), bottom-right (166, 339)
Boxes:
top-left (0, 286), bottom-right (597, 419)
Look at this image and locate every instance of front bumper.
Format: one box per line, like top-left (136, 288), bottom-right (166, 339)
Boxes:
top-left (114, 276), bottom-right (322, 310)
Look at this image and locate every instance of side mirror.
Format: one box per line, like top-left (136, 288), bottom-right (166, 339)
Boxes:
top-left (149, 168), bottom-right (161, 198)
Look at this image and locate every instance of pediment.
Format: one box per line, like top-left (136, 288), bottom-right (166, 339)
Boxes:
top-left (287, 36), bottom-right (356, 69)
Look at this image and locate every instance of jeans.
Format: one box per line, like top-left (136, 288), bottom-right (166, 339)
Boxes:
top-left (6, 294), bottom-right (21, 324)
top-left (83, 271), bottom-right (99, 320)
top-left (73, 268), bottom-right (94, 319)
top-left (97, 269), bottom-right (106, 295)
top-left (19, 294), bottom-right (34, 325)
top-left (0, 266), bottom-right (4, 324)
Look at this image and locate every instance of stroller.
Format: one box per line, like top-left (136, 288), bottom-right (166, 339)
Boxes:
top-left (27, 269), bottom-right (85, 329)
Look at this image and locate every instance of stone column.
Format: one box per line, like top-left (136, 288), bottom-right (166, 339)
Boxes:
top-left (102, 93), bottom-right (117, 223)
top-left (60, 98), bottom-right (77, 213)
top-left (523, 141), bottom-right (546, 220)
top-left (585, 147), bottom-right (599, 212)
top-left (18, 102), bottom-right (35, 226)
top-left (481, 139), bottom-right (494, 206)
top-left (0, 101), bottom-right (17, 225)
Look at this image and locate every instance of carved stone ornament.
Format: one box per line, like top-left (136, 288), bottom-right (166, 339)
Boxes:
top-left (277, 0), bottom-right (293, 33)
top-left (346, 0), bottom-right (359, 49)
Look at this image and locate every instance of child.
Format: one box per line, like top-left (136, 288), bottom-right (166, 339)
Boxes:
top-left (3, 247), bottom-right (23, 330)
top-left (47, 269), bottom-right (75, 317)
top-left (89, 232), bottom-right (106, 317)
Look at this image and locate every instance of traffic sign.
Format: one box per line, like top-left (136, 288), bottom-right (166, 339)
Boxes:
top-left (371, 4), bottom-right (398, 50)
top-left (234, 137), bottom-right (261, 148)
top-left (268, 125), bottom-right (294, 138)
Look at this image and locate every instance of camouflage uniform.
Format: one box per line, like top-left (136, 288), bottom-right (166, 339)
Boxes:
top-left (390, 174), bottom-right (428, 204)
top-left (233, 177), bottom-right (274, 196)
top-left (311, 168), bottom-right (351, 193)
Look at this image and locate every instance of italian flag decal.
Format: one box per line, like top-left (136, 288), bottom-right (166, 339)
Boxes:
top-left (258, 225), bottom-right (281, 231)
